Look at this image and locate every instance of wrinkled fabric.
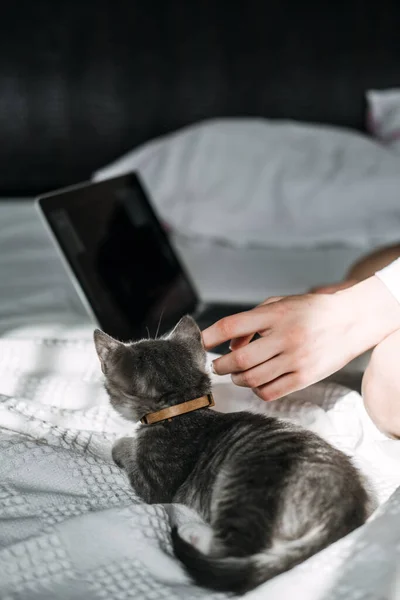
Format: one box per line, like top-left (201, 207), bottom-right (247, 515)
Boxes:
top-left (0, 335), bottom-right (399, 599)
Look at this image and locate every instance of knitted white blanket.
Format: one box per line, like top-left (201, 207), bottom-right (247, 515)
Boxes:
top-left (1, 335), bottom-right (400, 600)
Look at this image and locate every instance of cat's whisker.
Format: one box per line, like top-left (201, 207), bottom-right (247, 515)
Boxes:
top-left (155, 308), bottom-right (165, 339)
top-left (145, 326), bottom-right (151, 340)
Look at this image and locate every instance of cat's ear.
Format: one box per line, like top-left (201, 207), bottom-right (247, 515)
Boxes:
top-left (93, 329), bottom-right (122, 373)
top-left (169, 315), bottom-right (203, 346)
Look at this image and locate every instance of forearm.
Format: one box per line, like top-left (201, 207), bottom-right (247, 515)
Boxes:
top-left (336, 262), bottom-right (400, 359)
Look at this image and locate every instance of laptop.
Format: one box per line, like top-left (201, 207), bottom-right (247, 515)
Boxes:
top-left (36, 172), bottom-right (254, 354)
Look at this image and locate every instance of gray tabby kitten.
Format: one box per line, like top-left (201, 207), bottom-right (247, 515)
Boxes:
top-left (94, 315), bottom-right (370, 595)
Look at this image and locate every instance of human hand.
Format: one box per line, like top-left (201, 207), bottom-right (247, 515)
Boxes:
top-left (202, 277), bottom-right (400, 401)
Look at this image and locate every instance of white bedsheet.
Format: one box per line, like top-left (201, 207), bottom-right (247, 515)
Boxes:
top-left (0, 337), bottom-right (400, 600)
top-left (171, 233), bottom-right (369, 304)
top-left (0, 200), bottom-right (369, 319)
top-left (0, 201), bottom-right (89, 337)
top-left (0, 201), bottom-right (399, 598)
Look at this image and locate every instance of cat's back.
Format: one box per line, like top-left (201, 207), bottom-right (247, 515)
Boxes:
top-left (203, 409), bottom-right (324, 463)
top-left (207, 409), bottom-right (352, 466)
top-left (193, 409), bottom-right (367, 510)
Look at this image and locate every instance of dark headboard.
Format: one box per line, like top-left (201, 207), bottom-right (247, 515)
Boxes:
top-left (2, 0), bottom-right (400, 195)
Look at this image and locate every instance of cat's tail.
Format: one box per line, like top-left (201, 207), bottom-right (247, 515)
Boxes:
top-left (171, 525), bottom-right (327, 594)
top-left (171, 527), bottom-right (256, 594)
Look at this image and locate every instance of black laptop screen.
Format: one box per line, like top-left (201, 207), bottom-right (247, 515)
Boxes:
top-left (39, 173), bottom-right (198, 341)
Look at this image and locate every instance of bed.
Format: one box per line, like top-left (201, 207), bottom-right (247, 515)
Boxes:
top-left (1, 157), bottom-right (400, 598)
top-left (2, 0), bottom-right (400, 597)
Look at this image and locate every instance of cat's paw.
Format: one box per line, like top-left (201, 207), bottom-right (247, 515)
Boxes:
top-left (112, 437), bottom-right (133, 468)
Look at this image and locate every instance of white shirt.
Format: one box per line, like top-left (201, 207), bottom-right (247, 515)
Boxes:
top-left (375, 258), bottom-right (400, 304)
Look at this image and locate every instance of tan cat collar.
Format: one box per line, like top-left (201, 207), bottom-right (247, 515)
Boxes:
top-left (140, 393), bottom-right (215, 425)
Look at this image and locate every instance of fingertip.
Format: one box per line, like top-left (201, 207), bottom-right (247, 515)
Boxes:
top-left (201, 328), bottom-right (213, 351)
top-left (211, 358), bottom-right (223, 376)
top-left (229, 339), bottom-right (239, 351)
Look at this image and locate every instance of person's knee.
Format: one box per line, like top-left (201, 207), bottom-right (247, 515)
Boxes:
top-left (362, 330), bottom-right (400, 438)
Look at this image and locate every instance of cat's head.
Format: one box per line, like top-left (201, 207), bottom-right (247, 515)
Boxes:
top-left (93, 315), bottom-right (211, 422)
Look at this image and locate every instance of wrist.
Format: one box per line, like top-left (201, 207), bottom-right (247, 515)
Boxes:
top-left (335, 275), bottom-right (400, 358)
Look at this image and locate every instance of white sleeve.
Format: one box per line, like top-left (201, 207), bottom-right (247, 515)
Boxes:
top-left (375, 257), bottom-right (400, 304)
